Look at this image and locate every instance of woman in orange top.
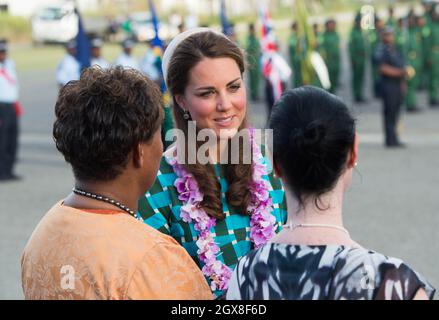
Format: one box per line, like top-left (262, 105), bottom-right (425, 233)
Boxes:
top-left (21, 66), bottom-right (213, 300)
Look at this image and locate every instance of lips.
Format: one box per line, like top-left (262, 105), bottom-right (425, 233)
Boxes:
top-left (214, 115), bottom-right (235, 126)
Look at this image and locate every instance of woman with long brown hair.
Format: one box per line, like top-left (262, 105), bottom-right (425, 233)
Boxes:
top-left (137, 28), bottom-right (287, 298)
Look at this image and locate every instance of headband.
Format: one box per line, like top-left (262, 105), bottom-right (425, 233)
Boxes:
top-left (161, 27), bottom-right (228, 86)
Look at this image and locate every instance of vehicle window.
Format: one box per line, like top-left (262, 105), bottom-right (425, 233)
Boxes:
top-left (38, 8), bottom-right (68, 21)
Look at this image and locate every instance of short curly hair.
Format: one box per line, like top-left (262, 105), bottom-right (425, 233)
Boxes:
top-left (53, 66), bottom-right (164, 181)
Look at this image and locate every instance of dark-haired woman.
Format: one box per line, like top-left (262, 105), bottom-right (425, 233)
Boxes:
top-left (21, 67), bottom-right (212, 299)
top-left (226, 86), bottom-right (435, 300)
top-left (137, 28), bottom-right (287, 298)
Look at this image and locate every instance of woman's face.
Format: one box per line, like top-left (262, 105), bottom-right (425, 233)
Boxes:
top-left (175, 57), bottom-right (247, 140)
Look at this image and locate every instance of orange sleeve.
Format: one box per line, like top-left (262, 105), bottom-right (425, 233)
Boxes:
top-left (125, 241), bottom-right (214, 300)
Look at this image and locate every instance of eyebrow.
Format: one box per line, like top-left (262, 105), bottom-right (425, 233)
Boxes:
top-left (194, 77), bottom-right (241, 91)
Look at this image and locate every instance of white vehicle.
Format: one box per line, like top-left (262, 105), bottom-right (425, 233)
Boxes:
top-left (32, 3), bottom-right (78, 44)
top-left (129, 11), bottom-right (178, 42)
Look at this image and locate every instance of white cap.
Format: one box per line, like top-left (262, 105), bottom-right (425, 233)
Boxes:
top-left (91, 38), bottom-right (103, 48)
top-left (122, 39), bottom-right (135, 48)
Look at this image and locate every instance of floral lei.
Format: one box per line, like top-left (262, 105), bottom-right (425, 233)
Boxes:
top-left (165, 128), bottom-right (276, 291)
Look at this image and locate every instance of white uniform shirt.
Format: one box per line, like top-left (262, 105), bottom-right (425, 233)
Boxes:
top-left (114, 53), bottom-right (139, 70)
top-left (140, 51), bottom-right (159, 81)
top-left (56, 54), bottom-right (80, 86)
top-left (91, 57), bottom-right (110, 69)
top-left (0, 59), bottom-right (19, 103)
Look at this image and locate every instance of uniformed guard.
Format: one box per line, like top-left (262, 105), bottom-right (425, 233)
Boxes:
top-left (376, 26), bottom-right (408, 148)
top-left (56, 39), bottom-right (80, 89)
top-left (140, 40), bottom-right (160, 86)
top-left (288, 22), bottom-right (302, 88)
top-left (0, 39), bottom-right (20, 181)
top-left (313, 23), bottom-right (324, 53)
top-left (428, 4), bottom-right (439, 107)
top-left (114, 39), bottom-right (139, 70)
top-left (370, 16), bottom-right (385, 97)
top-left (349, 13), bottom-right (367, 102)
top-left (416, 14), bottom-right (431, 90)
top-left (387, 6), bottom-right (397, 28)
top-left (90, 38), bottom-right (110, 69)
top-left (246, 23), bottom-right (261, 101)
top-left (321, 19), bottom-right (340, 93)
top-left (421, 1), bottom-right (434, 93)
top-left (405, 14), bottom-right (423, 112)
top-left (395, 17), bottom-right (407, 58)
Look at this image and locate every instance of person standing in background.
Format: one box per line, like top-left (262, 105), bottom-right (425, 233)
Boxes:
top-left (387, 6), bottom-right (397, 28)
top-left (377, 27), bottom-right (407, 148)
top-left (428, 4), bottom-right (439, 108)
top-left (246, 23), bottom-right (261, 101)
top-left (288, 22), bottom-right (303, 88)
top-left (416, 15), bottom-right (430, 90)
top-left (313, 23), bottom-right (324, 52)
top-left (321, 19), bottom-right (341, 93)
top-left (90, 38), bottom-right (110, 69)
top-left (56, 40), bottom-right (80, 89)
top-left (395, 17), bottom-right (407, 57)
top-left (405, 14), bottom-right (423, 112)
top-left (370, 16), bottom-right (385, 98)
top-left (0, 39), bottom-right (20, 181)
top-left (140, 40), bottom-right (161, 87)
top-left (114, 39), bottom-right (139, 70)
top-left (349, 13), bottom-right (367, 103)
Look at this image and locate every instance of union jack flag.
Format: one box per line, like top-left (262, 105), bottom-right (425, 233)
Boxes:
top-left (259, 2), bottom-right (291, 102)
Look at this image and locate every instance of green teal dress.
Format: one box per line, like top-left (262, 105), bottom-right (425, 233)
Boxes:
top-left (137, 146), bottom-right (288, 298)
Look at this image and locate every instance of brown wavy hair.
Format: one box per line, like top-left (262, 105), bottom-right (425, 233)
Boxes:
top-left (166, 31), bottom-right (252, 220)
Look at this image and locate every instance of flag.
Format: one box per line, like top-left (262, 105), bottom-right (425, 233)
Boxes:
top-left (75, 6), bottom-right (91, 70)
top-left (294, 0), bottom-right (330, 89)
top-left (148, 0), bottom-right (167, 94)
top-left (259, 2), bottom-right (276, 52)
top-left (259, 2), bottom-right (284, 102)
top-left (220, 0), bottom-right (231, 36)
top-left (148, 0), bottom-right (163, 49)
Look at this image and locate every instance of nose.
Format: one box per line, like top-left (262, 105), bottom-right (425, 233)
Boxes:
top-left (216, 91), bottom-right (233, 112)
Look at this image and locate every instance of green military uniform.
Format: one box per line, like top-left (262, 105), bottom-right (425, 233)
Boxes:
top-left (420, 17), bottom-right (432, 90)
top-left (395, 22), bottom-right (407, 58)
top-left (246, 33), bottom-right (261, 101)
top-left (405, 24), bottom-right (423, 110)
top-left (428, 12), bottom-right (439, 106)
top-left (349, 22), bottom-right (366, 102)
top-left (288, 32), bottom-right (303, 87)
top-left (387, 17), bottom-right (397, 29)
top-left (315, 31), bottom-right (324, 54)
top-left (307, 35), bottom-right (323, 88)
top-left (321, 30), bottom-right (340, 93)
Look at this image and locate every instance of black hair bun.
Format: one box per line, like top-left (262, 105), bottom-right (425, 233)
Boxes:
top-left (289, 121), bottom-right (327, 151)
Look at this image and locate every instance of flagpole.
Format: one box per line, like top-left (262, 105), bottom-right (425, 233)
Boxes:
top-left (74, 0), bottom-right (91, 70)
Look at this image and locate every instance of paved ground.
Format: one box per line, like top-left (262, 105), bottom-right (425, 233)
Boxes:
top-left (1, 46), bottom-right (439, 299)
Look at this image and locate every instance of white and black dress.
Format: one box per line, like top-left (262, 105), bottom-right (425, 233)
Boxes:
top-left (226, 244), bottom-right (435, 300)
